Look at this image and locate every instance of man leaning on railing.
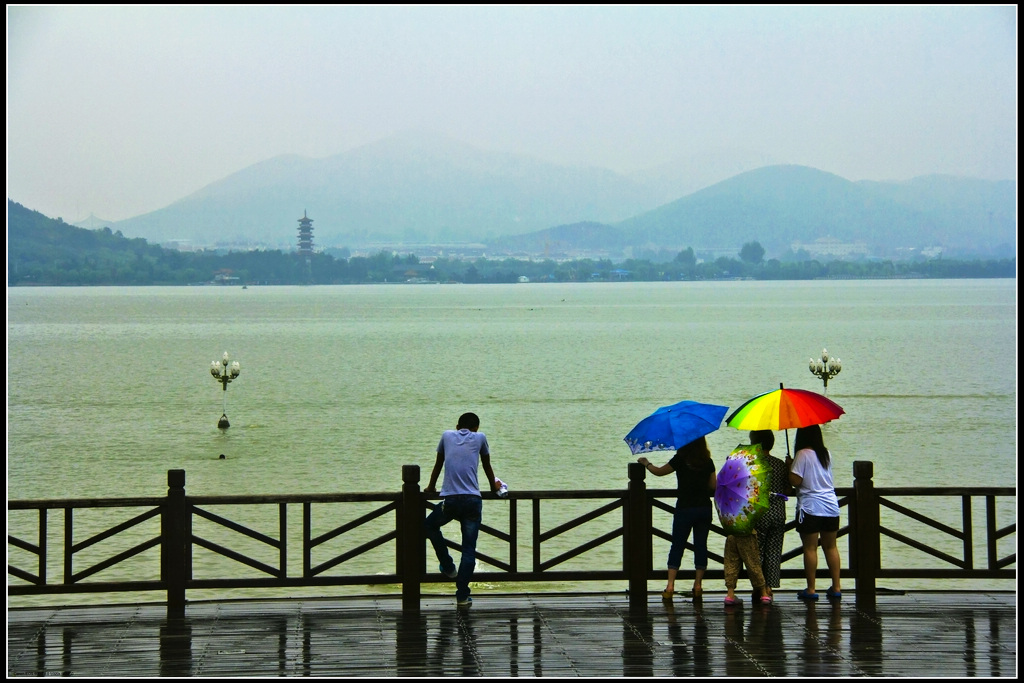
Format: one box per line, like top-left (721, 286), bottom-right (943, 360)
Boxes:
top-left (423, 411), bottom-right (502, 608)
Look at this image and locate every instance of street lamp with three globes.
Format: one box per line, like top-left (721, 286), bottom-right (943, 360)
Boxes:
top-left (210, 351), bottom-right (241, 428)
top-left (809, 348), bottom-right (841, 393)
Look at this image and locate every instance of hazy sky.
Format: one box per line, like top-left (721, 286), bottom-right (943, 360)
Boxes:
top-left (7, 5), bottom-right (1017, 223)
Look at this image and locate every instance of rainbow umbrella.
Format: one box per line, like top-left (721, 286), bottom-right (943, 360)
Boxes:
top-left (726, 383), bottom-right (844, 455)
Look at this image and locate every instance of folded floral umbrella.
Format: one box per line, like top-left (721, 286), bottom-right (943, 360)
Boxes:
top-left (624, 400), bottom-right (729, 455)
top-left (715, 443), bottom-right (772, 534)
top-left (726, 383), bottom-right (844, 455)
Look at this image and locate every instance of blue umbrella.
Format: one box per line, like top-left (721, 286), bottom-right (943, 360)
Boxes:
top-left (624, 400), bottom-right (730, 455)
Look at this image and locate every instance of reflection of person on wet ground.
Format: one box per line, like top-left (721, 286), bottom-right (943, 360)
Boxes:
top-left (663, 596), bottom-right (712, 676)
top-left (429, 610), bottom-right (480, 676)
top-left (746, 597), bottom-right (788, 676)
top-left (797, 601), bottom-right (844, 677)
top-left (723, 605), bottom-right (763, 678)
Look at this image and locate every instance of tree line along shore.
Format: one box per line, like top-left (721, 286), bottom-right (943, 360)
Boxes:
top-left (8, 200), bottom-right (1015, 286)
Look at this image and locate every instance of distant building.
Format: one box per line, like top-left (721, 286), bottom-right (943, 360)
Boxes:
top-left (213, 271), bottom-right (240, 285)
top-left (297, 211), bottom-right (315, 255)
top-left (161, 239), bottom-right (198, 252)
top-left (790, 236), bottom-right (869, 259)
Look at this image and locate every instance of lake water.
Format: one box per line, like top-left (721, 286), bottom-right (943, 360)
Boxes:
top-left (7, 280), bottom-right (1017, 602)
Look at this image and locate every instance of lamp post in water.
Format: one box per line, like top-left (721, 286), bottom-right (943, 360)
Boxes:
top-left (809, 348), bottom-right (841, 394)
top-left (210, 351), bottom-right (241, 428)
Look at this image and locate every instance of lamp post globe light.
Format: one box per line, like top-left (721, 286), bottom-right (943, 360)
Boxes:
top-left (210, 351), bottom-right (241, 428)
top-left (809, 348), bottom-right (841, 393)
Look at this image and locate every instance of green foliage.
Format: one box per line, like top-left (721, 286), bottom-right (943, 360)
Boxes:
top-left (7, 200), bottom-right (1016, 286)
top-left (674, 247), bottom-right (696, 266)
top-left (740, 241), bottom-right (765, 264)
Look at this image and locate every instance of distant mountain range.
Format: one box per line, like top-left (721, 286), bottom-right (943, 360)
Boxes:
top-left (91, 132), bottom-right (1013, 259)
top-left (608, 166), bottom-right (1015, 259)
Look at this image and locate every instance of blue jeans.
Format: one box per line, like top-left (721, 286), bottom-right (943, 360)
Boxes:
top-left (424, 495), bottom-right (482, 601)
top-left (667, 505), bottom-right (712, 570)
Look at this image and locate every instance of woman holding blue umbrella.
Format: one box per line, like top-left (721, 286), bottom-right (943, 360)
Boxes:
top-left (638, 436), bottom-right (718, 600)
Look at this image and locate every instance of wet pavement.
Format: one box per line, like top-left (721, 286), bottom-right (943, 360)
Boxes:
top-left (7, 590), bottom-right (1016, 677)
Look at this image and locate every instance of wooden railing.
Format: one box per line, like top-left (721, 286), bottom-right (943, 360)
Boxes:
top-left (8, 462), bottom-right (1015, 616)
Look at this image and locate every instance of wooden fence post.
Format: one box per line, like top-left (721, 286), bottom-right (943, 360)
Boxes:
top-left (400, 465), bottom-right (423, 611)
top-left (627, 462), bottom-right (649, 616)
top-left (163, 469), bottom-right (188, 619)
top-left (851, 461), bottom-right (879, 611)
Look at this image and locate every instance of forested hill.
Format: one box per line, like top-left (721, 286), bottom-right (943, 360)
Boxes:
top-left (10, 200), bottom-right (213, 285)
top-left (7, 199), bottom-right (1016, 285)
top-left (9, 199), bottom-right (325, 286)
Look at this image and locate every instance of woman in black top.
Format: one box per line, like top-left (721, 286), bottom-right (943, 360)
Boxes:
top-left (638, 436), bottom-right (717, 599)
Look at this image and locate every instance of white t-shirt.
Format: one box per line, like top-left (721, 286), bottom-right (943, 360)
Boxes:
top-left (791, 447), bottom-right (839, 517)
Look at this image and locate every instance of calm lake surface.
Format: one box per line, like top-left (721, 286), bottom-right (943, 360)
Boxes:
top-left (7, 280), bottom-right (1017, 602)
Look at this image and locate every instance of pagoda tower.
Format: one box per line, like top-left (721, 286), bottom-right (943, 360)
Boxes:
top-left (297, 210), bottom-right (314, 256)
